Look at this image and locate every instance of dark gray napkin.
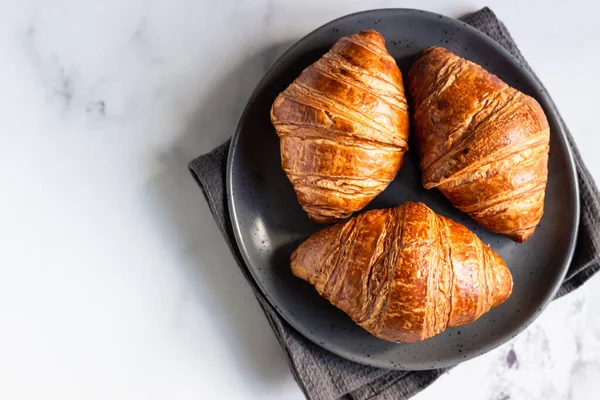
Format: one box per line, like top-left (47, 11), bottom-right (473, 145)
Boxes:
top-left (188, 7), bottom-right (600, 400)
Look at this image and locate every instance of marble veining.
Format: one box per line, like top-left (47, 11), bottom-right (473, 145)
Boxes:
top-left (23, 25), bottom-right (115, 122)
top-left (418, 286), bottom-right (600, 400)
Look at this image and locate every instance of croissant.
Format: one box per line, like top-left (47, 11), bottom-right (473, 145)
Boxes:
top-left (270, 30), bottom-right (409, 224)
top-left (408, 47), bottom-right (550, 242)
top-left (291, 202), bottom-right (513, 343)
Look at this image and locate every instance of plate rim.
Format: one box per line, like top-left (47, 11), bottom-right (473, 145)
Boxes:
top-left (225, 7), bottom-right (580, 370)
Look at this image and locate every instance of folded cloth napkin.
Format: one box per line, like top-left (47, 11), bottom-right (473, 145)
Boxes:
top-left (188, 7), bottom-right (600, 400)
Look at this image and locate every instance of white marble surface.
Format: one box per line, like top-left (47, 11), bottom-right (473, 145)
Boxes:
top-left (1, 0), bottom-right (599, 399)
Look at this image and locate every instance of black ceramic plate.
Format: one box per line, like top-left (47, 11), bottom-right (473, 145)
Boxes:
top-left (226, 9), bottom-right (579, 370)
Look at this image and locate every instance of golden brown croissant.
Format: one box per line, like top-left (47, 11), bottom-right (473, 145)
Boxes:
top-left (271, 30), bottom-right (409, 224)
top-left (408, 47), bottom-right (550, 242)
top-left (291, 202), bottom-right (513, 343)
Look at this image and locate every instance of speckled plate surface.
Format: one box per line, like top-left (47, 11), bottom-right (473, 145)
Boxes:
top-left (226, 9), bottom-right (579, 370)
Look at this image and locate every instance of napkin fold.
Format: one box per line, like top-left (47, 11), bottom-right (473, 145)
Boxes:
top-left (188, 7), bottom-right (600, 400)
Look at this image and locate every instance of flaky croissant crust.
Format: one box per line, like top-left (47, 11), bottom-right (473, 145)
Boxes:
top-left (408, 47), bottom-right (550, 242)
top-left (271, 30), bottom-right (409, 224)
top-left (291, 202), bottom-right (513, 343)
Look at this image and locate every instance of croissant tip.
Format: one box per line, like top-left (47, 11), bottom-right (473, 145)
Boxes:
top-left (417, 46), bottom-right (440, 57)
top-left (290, 247), bottom-right (305, 279)
top-left (308, 214), bottom-right (340, 225)
top-left (507, 227), bottom-right (536, 243)
top-left (355, 29), bottom-right (385, 45)
top-left (487, 252), bottom-right (513, 308)
top-left (306, 208), bottom-right (353, 225)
